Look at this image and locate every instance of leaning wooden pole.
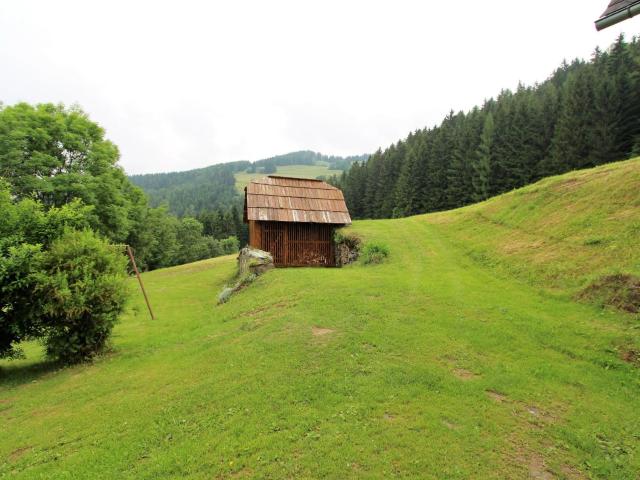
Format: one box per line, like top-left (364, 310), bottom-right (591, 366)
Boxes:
top-left (126, 245), bottom-right (155, 320)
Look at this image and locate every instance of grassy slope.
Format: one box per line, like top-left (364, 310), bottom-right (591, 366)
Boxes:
top-left (429, 158), bottom-right (640, 295)
top-left (1, 160), bottom-right (639, 479)
top-left (234, 163), bottom-right (343, 191)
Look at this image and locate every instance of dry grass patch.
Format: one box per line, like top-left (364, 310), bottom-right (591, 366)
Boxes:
top-left (311, 327), bottom-right (334, 337)
top-left (453, 368), bottom-right (480, 380)
top-left (620, 349), bottom-right (639, 366)
top-left (486, 390), bottom-right (507, 403)
top-left (577, 274), bottom-right (640, 313)
top-left (7, 446), bottom-right (32, 463)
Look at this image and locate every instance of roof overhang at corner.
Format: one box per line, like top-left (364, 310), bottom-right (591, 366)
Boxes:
top-left (595, 0), bottom-right (640, 30)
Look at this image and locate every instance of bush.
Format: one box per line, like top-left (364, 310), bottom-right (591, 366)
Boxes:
top-left (220, 236), bottom-right (240, 254)
top-left (361, 242), bottom-right (390, 265)
top-left (334, 230), bottom-right (362, 266)
top-left (0, 244), bottom-right (46, 359)
top-left (218, 287), bottom-right (234, 304)
top-left (39, 230), bottom-right (129, 363)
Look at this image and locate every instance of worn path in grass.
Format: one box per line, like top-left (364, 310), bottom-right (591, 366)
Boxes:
top-left (1, 166), bottom-right (640, 479)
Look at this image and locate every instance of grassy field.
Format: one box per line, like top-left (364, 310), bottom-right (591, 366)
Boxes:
top-left (429, 158), bottom-right (640, 296)
top-left (234, 163), bottom-right (344, 191)
top-left (1, 160), bottom-right (639, 479)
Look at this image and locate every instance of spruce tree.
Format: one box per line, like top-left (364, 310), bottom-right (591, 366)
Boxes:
top-left (472, 112), bottom-right (494, 202)
top-left (551, 64), bottom-right (598, 171)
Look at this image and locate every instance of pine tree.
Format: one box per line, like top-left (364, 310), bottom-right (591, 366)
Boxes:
top-left (392, 143), bottom-right (419, 217)
top-left (606, 34), bottom-right (639, 159)
top-left (551, 64), bottom-right (598, 171)
top-left (445, 112), bottom-right (472, 208)
top-left (337, 36), bottom-right (639, 220)
top-left (472, 112), bottom-right (494, 202)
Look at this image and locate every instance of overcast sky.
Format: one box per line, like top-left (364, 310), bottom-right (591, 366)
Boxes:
top-left (0, 1), bottom-right (635, 174)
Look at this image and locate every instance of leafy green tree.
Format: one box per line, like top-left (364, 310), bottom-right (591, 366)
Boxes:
top-left (175, 217), bottom-right (211, 264)
top-left (262, 162), bottom-right (277, 174)
top-left (136, 206), bottom-right (180, 270)
top-left (0, 243), bottom-right (45, 359)
top-left (0, 103), bottom-right (146, 243)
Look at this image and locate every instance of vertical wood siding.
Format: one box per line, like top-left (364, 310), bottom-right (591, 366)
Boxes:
top-left (257, 222), bottom-right (335, 267)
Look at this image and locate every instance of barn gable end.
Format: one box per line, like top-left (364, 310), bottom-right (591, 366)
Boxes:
top-left (244, 176), bottom-right (351, 267)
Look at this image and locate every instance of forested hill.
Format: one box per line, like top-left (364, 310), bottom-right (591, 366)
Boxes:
top-left (331, 34), bottom-right (640, 220)
top-left (129, 161), bottom-right (246, 218)
top-left (129, 151), bottom-right (367, 217)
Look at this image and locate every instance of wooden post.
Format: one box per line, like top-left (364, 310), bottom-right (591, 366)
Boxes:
top-left (126, 245), bottom-right (155, 320)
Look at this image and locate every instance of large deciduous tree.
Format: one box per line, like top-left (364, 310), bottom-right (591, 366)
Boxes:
top-left (0, 102), bottom-right (146, 243)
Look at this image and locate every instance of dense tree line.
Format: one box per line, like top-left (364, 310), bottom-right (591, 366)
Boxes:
top-left (332, 35), bottom-right (640, 219)
top-left (249, 150), bottom-right (367, 172)
top-left (131, 151), bottom-right (368, 216)
top-left (130, 162), bottom-right (246, 217)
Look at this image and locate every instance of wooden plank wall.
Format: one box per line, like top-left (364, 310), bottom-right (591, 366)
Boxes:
top-left (249, 220), bottom-right (262, 249)
top-left (257, 222), bottom-right (335, 267)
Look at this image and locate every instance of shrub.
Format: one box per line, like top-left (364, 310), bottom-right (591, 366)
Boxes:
top-left (220, 236), bottom-right (240, 254)
top-left (361, 242), bottom-right (390, 265)
top-left (176, 217), bottom-right (211, 264)
top-left (207, 237), bottom-right (224, 258)
top-left (218, 287), bottom-right (234, 304)
top-left (334, 230), bottom-right (361, 250)
top-left (39, 230), bottom-right (129, 363)
top-left (0, 244), bottom-right (46, 359)
top-left (334, 230), bottom-right (362, 266)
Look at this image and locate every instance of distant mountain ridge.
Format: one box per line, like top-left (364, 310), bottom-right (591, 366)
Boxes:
top-left (129, 151), bottom-right (368, 217)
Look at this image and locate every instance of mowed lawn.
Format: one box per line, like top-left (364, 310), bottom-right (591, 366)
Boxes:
top-left (1, 163), bottom-right (640, 479)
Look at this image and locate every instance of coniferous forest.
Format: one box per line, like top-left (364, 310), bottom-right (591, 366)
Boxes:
top-left (129, 151), bottom-right (367, 217)
top-left (330, 35), bottom-right (640, 219)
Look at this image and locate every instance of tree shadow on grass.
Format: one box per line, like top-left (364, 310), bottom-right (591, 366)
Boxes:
top-left (0, 359), bottom-right (62, 389)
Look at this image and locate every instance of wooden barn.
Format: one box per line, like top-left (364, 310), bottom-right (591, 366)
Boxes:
top-left (244, 176), bottom-right (351, 267)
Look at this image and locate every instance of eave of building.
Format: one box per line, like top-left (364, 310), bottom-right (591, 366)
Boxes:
top-left (595, 0), bottom-right (640, 30)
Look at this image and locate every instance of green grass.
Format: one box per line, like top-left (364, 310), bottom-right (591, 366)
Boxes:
top-left (1, 160), bottom-right (639, 479)
top-left (234, 164), bottom-right (344, 191)
top-left (429, 158), bottom-right (640, 295)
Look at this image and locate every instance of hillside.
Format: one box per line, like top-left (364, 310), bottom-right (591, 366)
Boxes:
top-left (2, 160), bottom-right (639, 479)
top-left (430, 158), bottom-right (640, 297)
top-left (234, 163), bottom-right (345, 192)
top-left (129, 151), bottom-right (366, 217)
top-left (336, 35), bottom-right (640, 222)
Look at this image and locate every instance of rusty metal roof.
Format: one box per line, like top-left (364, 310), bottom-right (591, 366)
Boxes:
top-left (245, 176), bottom-right (351, 224)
